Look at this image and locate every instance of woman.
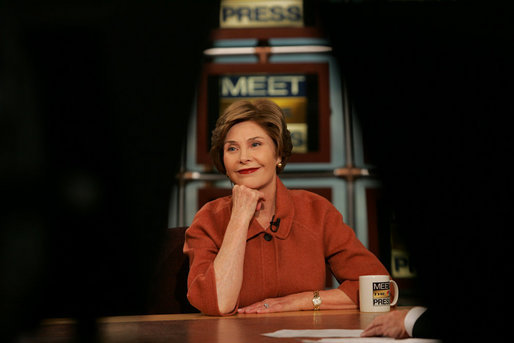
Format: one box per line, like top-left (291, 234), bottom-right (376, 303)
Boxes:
top-left (183, 99), bottom-right (388, 316)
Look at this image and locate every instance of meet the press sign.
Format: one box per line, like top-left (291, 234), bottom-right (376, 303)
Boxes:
top-left (220, 0), bottom-right (303, 28)
top-left (372, 282), bottom-right (391, 306)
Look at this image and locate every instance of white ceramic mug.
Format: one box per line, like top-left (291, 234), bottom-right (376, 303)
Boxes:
top-left (359, 275), bottom-right (399, 312)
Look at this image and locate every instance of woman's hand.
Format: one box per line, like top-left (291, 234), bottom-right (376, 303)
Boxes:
top-left (231, 184), bottom-right (265, 222)
top-left (213, 184), bottom-right (265, 314)
top-left (237, 293), bottom-right (308, 314)
top-left (237, 289), bottom-right (357, 314)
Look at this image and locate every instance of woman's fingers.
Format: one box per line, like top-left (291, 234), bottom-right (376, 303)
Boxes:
top-left (238, 300), bottom-right (275, 314)
top-left (232, 185), bottom-right (265, 214)
top-left (237, 294), bottom-right (300, 314)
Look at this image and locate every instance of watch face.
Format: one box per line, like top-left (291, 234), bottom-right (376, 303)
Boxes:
top-left (313, 298), bottom-right (322, 306)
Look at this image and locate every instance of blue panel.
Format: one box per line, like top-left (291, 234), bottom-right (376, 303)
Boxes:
top-left (213, 39), bottom-right (259, 47)
top-left (354, 178), bottom-right (382, 249)
top-left (352, 105), bottom-right (377, 169)
top-left (212, 55), bottom-right (259, 63)
top-left (269, 37), bottom-right (331, 46)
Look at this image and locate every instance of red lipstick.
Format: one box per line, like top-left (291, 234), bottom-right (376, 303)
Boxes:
top-left (238, 168), bottom-right (259, 174)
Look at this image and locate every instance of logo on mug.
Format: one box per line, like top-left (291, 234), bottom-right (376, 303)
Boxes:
top-left (372, 282), bottom-right (390, 306)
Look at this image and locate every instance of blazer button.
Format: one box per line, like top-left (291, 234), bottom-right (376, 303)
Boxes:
top-left (264, 233), bottom-right (272, 241)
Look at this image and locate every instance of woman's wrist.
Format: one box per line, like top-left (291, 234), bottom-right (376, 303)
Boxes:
top-left (291, 292), bottom-right (317, 311)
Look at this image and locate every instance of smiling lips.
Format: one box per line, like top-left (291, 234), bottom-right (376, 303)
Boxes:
top-left (238, 167), bottom-right (260, 174)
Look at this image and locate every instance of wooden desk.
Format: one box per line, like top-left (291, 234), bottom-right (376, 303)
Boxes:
top-left (36, 307), bottom-right (411, 342)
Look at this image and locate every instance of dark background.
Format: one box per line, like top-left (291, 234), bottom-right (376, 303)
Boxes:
top-left (1, 1), bottom-right (512, 342)
top-left (319, 1), bottom-right (513, 341)
top-left (0, 0), bottom-right (219, 341)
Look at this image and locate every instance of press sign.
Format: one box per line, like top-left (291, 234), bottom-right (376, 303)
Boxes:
top-left (220, 0), bottom-right (303, 28)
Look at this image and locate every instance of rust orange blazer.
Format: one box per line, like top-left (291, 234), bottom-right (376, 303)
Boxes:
top-left (184, 177), bottom-right (388, 315)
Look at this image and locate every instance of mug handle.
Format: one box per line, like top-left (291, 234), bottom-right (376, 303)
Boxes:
top-left (390, 280), bottom-right (399, 306)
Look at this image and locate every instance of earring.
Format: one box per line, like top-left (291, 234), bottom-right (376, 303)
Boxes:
top-left (277, 162), bottom-right (283, 168)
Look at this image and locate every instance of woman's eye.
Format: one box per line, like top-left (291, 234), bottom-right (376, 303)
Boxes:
top-left (226, 146), bottom-right (237, 152)
top-left (251, 142), bottom-right (261, 148)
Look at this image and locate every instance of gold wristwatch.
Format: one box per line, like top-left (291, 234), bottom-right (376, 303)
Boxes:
top-left (312, 290), bottom-right (322, 311)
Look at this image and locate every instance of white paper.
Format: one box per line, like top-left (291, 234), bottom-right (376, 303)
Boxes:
top-left (302, 338), bottom-right (441, 343)
top-left (262, 329), bottom-right (363, 338)
top-left (262, 329), bottom-right (441, 343)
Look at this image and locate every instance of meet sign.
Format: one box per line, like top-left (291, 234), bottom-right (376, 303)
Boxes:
top-left (219, 74), bottom-right (309, 153)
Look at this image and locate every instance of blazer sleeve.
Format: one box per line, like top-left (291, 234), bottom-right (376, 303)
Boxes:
top-left (322, 205), bottom-right (389, 305)
top-left (183, 205), bottom-right (237, 316)
top-left (412, 308), bottom-right (438, 338)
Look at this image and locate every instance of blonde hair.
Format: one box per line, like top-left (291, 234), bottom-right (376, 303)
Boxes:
top-left (210, 99), bottom-right (292, 174)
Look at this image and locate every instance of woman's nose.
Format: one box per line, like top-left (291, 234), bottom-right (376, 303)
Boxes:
top-left (239, 147), bottom-right (251, 162)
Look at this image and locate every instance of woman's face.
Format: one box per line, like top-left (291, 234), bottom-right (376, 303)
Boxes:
top-left (223, 120), bottom-right (281, 193)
